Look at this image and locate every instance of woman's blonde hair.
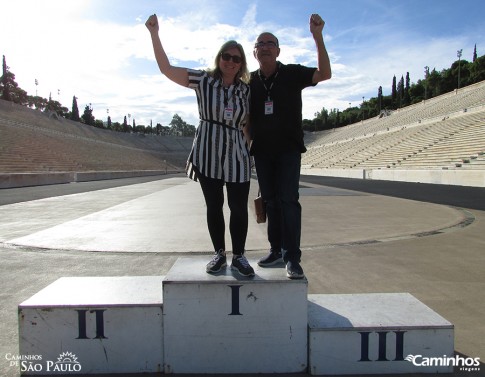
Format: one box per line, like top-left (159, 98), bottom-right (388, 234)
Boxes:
top-left (208, 40), bottom-right (250, 84)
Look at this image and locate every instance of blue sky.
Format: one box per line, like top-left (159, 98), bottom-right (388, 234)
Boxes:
top-left (1, 0), bottom-right (484, 127)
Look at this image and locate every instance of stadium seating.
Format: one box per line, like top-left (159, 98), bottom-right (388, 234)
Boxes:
top-left (302, 80), bottom-right (485, 186)
top-left (1, 80), bottom-right (484, 187)
top-left (0, 99), bottom-right (193, 175)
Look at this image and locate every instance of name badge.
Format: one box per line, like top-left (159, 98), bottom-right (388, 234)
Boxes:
top-left (224, 107), bottom-right (234, 120)
top-left (264, 101), bottom-right (274, 115)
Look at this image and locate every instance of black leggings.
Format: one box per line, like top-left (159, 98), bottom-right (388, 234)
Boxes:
top-left (196, 172), bottom-right (250, 255)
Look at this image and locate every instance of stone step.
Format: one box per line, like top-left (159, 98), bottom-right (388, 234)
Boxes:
top-left (162, 256), bottom-right (308, 374)
top-left (308, 293), bottom-right (454, 375)
top-left (18, 276), bottom-right (164, 375)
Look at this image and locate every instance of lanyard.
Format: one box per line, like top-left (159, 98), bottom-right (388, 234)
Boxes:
top-left (222, 80), bottom-right (237, 107)
top-left (223, 87), bottom-right (232, 107)
top-left (258, 69), bottom-right (279, 101)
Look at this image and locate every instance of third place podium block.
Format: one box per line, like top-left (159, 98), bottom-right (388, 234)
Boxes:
top-left (308, 293), bottom-right (454, 375)
top-left (162, 257), bottom-right (308, 374)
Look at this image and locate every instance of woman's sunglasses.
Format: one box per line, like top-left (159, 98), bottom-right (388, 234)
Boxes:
top-left (221, 52), bottom-right (243, 64)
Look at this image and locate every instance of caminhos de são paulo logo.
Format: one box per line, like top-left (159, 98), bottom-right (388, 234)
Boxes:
top-left (19, 351), bottom-right (82, 373)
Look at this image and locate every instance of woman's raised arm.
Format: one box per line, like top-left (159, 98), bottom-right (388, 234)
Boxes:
top-left (146, 14), bottom-right (189, 87)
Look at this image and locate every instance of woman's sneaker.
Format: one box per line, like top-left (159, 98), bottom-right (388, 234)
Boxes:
top-left (206, 249), bottom-right (227, 273)
top-left (231, 255), bottom-right (255, 277)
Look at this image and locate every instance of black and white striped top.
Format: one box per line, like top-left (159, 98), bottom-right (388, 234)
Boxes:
top-left (186, 69), bottom-right (251, 183)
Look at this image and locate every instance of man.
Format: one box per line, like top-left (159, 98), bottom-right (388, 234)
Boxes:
top-left (250, 14), bottom-right (332, 279)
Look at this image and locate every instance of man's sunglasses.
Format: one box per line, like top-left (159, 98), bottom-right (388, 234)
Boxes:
top-left (221, 52), bottom-right (243, 64)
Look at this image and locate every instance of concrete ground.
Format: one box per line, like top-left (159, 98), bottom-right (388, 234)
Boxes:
top-left (0, 173), bottom-right (484, 377)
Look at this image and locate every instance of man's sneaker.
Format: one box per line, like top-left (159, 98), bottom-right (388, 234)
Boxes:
top-left (206, 249), bottom-right (227, 273)
top-left (257, 250), bottom-right (284, 267)
top-left (286, 261), bottom-right (305, 279)
top-left (231, 255), bottom-right (255, 277)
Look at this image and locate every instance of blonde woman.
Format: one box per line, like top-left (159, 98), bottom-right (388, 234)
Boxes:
top-left (146, 14), bottom-right (254, 276)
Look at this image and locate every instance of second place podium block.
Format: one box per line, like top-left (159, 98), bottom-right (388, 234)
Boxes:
top-left (19, 276), bottom-right (164, 374)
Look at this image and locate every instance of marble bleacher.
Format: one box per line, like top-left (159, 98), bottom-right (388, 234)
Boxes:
top-left (0, 99), bottom-right (193, 174)
top-left (303, 81), bottom-right (485, 172)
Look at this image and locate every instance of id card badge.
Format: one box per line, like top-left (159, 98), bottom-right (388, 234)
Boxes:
top-left (264, 100), bottom-right (274, 115)
top-left (224, 107), bottom-right (234, 120)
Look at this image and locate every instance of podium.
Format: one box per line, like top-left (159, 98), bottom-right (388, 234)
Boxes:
top-left (19, 277), bottom-right (164, 374)
top-left (163, 257), bottom-right (308, 373)
top-left (18, 258), bottom-right (454, 375)
top-left (308, 293), bottom-right (454, 375)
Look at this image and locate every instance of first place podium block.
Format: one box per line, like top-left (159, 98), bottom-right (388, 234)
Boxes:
top-left (19, 276), bottom-right (164, 375)
top-left (162, 257), bottom-right (308, 374)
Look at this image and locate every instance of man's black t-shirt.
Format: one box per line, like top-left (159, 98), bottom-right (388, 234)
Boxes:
top-left (249, 62), bottom-right (316, 156)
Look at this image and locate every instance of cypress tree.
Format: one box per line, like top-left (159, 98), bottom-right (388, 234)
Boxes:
top-left (71, 96), bottom-right (80, 121)
top-left (391, 75), bottom-right (397, 104)
top-left (378, 86), bottom-right (382, 113)
top-left (1, 55), bottom-right (11, 101)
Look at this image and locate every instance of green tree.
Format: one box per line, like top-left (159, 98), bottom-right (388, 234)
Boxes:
top-left (44, 93), bottom-right (68, 116)
top-left (1, 55), bottom-right (10, 101)
top-left (28, 95), bottom-right (48, 110)
top-left (469, 55), bottom-right (485, 83)
top-left (112, 121), bottom-right (123, 132)
top-left (314, 118), bottom-right (324, 131)
top-left (81, 104), bottom-right (96, 126)
top-left (397, 75), bottom-right (405, 108)
top-left (0, 55), bottom-right (28, 105)
top-left (404, 72), bottom-right (411, 105)
top-left (156, 123), bottom-right (170, 135)
top-left (314, 107), bottom-right (329, 130)
top-left (391, 75), bottom-right (397, 104)
top-left (135, 125), bottom-right (146, 134)
top-left (123, 115), bottom-right (128, 132)
top-left (408, 80), bottom-right (425, 104)
top-left (169, 114), bottom-right (195, 136)
top-left (71, 96), bottom-right (80, 121)
top-left (302, 118), bottom-right (313, 132)
top-left (427, 68), bottom-right (441, 98)
top-left (378, 86), bottom-right (383, 113)
top-left (365, 97), bottom-right (380, 118)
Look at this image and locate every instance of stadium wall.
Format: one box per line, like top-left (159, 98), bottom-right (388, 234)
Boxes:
top-left (301, 168), bottom-right (485, 187)
top-left (0, 170), bottom-right (179, 189)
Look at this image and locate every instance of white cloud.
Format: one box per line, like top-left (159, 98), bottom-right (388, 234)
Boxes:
top-left (2, 0), bottom-right (483, 129)
top-left (1, 1), bottom-right (335, 124)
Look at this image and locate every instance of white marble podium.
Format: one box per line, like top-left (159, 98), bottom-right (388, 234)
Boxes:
top-left (162, 257), bottom-right (308, 373)
top-left (19, 277), bottom-right (164, 375)
top-left (308, 293), bottom-right (454, 375)
top-left (18, 259), bottom-right (455, 375)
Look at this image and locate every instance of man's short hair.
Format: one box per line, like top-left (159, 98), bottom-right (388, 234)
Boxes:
top-left (256, 32), bottom-right (279, 47)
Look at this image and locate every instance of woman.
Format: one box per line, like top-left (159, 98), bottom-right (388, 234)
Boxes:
top-left (146, 14), bottom-right (254, 276)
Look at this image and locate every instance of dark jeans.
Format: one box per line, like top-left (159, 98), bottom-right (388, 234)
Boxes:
top-left (196, 171), bottom-right (250, 255)
top-left (254, 150), bottom-right (302, 263)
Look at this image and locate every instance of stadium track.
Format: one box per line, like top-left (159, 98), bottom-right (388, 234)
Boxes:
top-left (0, 173), bottom-right (484, 377)
top-left (2, 173), bottom-right (483, 210)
